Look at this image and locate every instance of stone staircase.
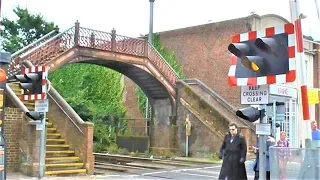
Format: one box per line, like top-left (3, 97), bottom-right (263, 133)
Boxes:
top-left (8, 83), bottom-right (86, 176)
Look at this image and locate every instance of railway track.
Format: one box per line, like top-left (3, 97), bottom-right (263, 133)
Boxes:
top-left (93, 153), bottom-right (209, 174)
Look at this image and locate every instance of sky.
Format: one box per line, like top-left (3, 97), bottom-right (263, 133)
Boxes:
top-left (1, 0), bottom-right (320, 40)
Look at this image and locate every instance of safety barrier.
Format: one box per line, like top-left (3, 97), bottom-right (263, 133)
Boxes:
top-left (269, 145), bottom-right (320, 179)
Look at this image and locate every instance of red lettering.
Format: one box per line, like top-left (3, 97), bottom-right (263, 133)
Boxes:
top-left (278, 88), bottom-right (288, 95)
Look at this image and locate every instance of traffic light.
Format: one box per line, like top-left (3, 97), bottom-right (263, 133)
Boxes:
top-left (236, 107), bottom-right (265, 122)
top-left (14, 66), bottom-right (48, 100)
top-left (26, 111), bottom-right (44, 120)
top-left (227, 23), bottom-right (296, 86)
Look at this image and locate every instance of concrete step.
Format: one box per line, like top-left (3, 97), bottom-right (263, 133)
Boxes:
top-left (47, 128), bottom-right (57, 133)
top-left (45, 163), bottom-right (84, 170)
top-left (45, 157), bottom-right (80, 163)
top-left (47, 122), bottom-right (53, 128)
top-left (47, 133), bottom-right (60, 139)
top-left (46, 150), bottom-right (75, 157)
top-left (46, 139), bottom-right (65, 144)
top-left (46, 144), bottom-right (70, 150)
top-left (45, 169), bottom-right (86, 176)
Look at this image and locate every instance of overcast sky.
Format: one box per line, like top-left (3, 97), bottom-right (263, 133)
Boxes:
top-left (1, 0), bottom-right (320, 40)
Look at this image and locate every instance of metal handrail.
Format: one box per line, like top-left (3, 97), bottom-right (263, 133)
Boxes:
top-left (147, 43), bottom-right (180, 79)
top-left (11, 28), bottom-right (59, 57)
top-left (6, 84), bottom-right (28, 112)
top-left (20, 26), bottom-right (75, 59)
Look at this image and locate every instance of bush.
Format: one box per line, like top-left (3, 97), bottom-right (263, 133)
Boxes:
top-left (117, 148), bottom-right (129, 155)
top-left (94, 143), bottom-right (107, 153)
top-left (107, 143), bottom-right (119, 154)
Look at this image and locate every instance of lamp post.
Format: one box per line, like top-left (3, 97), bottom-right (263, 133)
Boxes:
top-left (146, 0), bottom-right (155, 120)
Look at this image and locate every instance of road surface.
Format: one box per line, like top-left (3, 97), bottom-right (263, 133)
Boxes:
top-left (95, 163), bottom-right (255, 179)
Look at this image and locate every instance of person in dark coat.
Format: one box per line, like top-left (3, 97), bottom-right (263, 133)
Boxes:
top-left (218, 122), bottom-right (247, 180)
top-left (253, 136), bottom-right (275, 180)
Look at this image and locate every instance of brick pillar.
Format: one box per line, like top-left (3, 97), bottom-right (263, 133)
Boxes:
top-left (81, 122), bottom-right (94, 174)
top-left (19, 115), bottom-right (41, 177)
top-left (239, 126), bottom-right (250, 153)
top-left (3, 108), bottom-right (23, 172)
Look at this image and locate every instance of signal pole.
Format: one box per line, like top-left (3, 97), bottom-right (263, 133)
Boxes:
top-left (289, 0), bottom-right (312, 146)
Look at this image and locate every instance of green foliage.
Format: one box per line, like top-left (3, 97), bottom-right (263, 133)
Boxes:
top-left (131, 150), bottom-right (140, 157)
top-left (151, 34), bottom-right (184, 79)
top-left (144, 150), bottom-right (154, 158)
top-left (136, 34), bottom-right (184, 117)
top-left (94, 143), bottom-right (107, 153)
top-left (107, 143), bottom-right (119, 154)
top-left (117, 148), bottom-right (129, 155)
top-left (211, 153), bottom-right (220, 161)
top-left (136, 88), bottom-right (149, 118)
top-left (49, 63), bottom-right (127, 148)
top-left (49, 64), bottom-right (126, 119)
top-left (0, 6), bottom-right (55, 53)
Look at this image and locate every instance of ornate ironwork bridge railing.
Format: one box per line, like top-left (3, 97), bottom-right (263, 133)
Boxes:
top-left (8, 21), bottom-right (179, 87)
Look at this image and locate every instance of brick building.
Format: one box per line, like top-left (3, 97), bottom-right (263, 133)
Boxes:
top-left (123, 14), bottom-right (320, 145)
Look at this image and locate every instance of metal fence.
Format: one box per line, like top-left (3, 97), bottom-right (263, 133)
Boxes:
top-left (116, 118), bottom-right (150, 136)
top-left (269, 145), bottom-right (320, 180)
top-left (116, 118), bottom-right (150, 153)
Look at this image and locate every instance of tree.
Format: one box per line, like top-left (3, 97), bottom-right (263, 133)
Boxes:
top-left (0, 6), bottom-right (55, 53)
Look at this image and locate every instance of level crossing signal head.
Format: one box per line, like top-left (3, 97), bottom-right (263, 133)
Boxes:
top-left (14, 66), bottom-right (49, 101)
top-left (227, 23), bottom-right (296, 86)
top-left (26, 111), bottom-right (44, 120)
top-left (236, 107), bottom-right (264, 122)
top-left (15, 72), bottom-right (41, 95)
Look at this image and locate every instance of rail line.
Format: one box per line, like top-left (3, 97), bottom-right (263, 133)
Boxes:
top-left (93, 153), bottom-right (209, 174)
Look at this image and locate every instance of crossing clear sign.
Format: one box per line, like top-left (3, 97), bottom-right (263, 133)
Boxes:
top-left (35, 99), bottom-right (49, 112)
top-left (241, 85), bottom-right (269, 105)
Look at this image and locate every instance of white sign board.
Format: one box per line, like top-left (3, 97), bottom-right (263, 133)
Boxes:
top-left (36, 123), bottom-right (43, 131)
top-left (241, 85), bottom-right (269, 105)
top-left (35, 99), bottom-right (49, 112)
top-left (269, 84), bottom-right (297, 99)
top-left (256, 123), bottom-right (271, 135)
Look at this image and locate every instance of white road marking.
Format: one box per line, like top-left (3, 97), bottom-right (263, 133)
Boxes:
top-left (178, 172), bottom-right (216, 178)
top-left (95, 164), bottom-right (256, 179)
top-left (141, 170), bottom-right (169, 176)
top-left (202, 165), bottom-right (222, 169)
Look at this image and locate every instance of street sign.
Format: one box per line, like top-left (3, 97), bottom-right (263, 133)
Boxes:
top-left (35, 99), bottom-right (49, 112)
top-left (269, 84), bottom-right (297, 98)
top-left (241, 85), bottom-right (269, 104)
top-left (308, 88), bottom-right (319, 104)
top-left (256, 123), bottom-right (271, 135)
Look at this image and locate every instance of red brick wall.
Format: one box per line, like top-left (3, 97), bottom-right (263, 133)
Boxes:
top-left (158, 17), bottom-right (250, 108)
top-left (123, 76), bottom-right (144, 119)
top-left (123, 17), bottom-right (251, 121)
top-left (4, 108), bottom-right (24, 172)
